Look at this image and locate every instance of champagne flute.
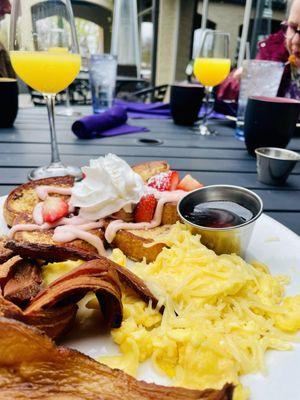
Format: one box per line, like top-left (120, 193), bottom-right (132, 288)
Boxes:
top-left (9, 0), bottom-right (82, 180)
top-left (194, 30), bottom-right (231, 136)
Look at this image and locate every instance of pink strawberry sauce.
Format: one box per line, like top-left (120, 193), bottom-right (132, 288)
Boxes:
top-left (105, 190), bottom-right (186, 243)
top-left (9, 186), bottom-right (187, 255)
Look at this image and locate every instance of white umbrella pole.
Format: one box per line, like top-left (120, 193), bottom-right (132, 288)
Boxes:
top-left (237, 0), bottom-right (253, 68)
top-left (201, 0), bottom-right (209, 30)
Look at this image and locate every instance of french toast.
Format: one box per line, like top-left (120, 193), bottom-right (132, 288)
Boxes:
top-left (4, 175), bottom-right (74, 227)
top-left (132, 160), bottom-right (170, 182)
top-left (3, 160), bottom-right (183, 262)
top-left (6, 212), bottom-right (176, 263)
top-left (6, 213), bottom-right (103, 261)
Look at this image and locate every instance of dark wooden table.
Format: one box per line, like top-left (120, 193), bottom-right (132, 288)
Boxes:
top-left (0, 106), bottom-right (299, 235)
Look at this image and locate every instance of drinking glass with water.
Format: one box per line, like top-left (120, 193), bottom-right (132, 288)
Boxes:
top-left (89, 54), bottom-right (117, 114)
top-left (235, 60), bottom-right (284, 140)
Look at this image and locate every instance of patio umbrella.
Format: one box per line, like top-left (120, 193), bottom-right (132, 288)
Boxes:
top-left (111, 0), bottom-right (140, 78)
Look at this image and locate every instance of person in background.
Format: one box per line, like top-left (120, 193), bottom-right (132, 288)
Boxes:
top-left (0, 41), bottom-right (15, 78)
top-left (0, 0), bottom-right (10, 18)
top-left (217, 0), bottom-right (300, 102)
top-left (0, 0), bottom-right (15, 78)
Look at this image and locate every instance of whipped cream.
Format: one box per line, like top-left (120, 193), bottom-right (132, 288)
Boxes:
top-left (70, 154), bottom-right (145, 220)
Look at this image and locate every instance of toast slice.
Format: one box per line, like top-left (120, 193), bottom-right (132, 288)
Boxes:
top-left (132, 160), bottom-right (169, 182)
top-left (4, 176), bottom-right (74, 227)
top-left (6, 213), bottom-right (103, 261)
top-left (3, 162), bottom-right (171, 228)
top-left (3, 161), bottom-right (181, 262)
top-left (6, 212), bottom-right (175, 263)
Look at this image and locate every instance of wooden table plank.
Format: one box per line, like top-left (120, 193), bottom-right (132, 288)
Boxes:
top-left (1, 109), bottom-right (300, 151)
top-left (0, 165), bottom-right (299, 190)
top-left (1, 131), bottom-right (299, 152)
top-left (0, 152), bottom-right (299, 174)
top-left (0, 142), bottom-right (261, 159)
top-left (267, 212), bottom-right (300, 234)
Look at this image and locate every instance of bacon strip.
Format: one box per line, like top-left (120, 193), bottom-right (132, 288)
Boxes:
top-left (0, 255), bottom-right (22, 288)
top-left (22, 304), bottom-right (78, 339)
top-left (0, 317), bottom-right (234, 400)
top-left (3, 258), bottom-right (42, 307)
top-left (0, 291), bottom-right (78, 340)
top-left (3, 242), bottom-right (160, 310)
top-left (0, 259), bottom-right (125, 338)
top-left (25, 259), bottom-right (123, 329)
top-left (5, 239), bottom-right (100, 261)
top-left (0, 238), bottom-right (14, 264)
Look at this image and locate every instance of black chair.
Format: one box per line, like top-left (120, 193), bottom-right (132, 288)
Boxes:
top-left (117, 64), bottom-right (138, 78)
top-left (28, 77), bottom-right (92, 106)
top-left (118, 84), bottom-right (169, 103)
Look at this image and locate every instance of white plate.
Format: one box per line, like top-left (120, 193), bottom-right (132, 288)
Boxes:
top-left (1, 195), bottom-right (300, 399)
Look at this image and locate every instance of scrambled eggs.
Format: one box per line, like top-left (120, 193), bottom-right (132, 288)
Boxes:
top-left (42, 259), bottom-right (83, 285)
top-left (43, 223), bottom-right (300, 400)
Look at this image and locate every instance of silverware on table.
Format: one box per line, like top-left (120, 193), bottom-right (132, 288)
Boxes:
top-left (177, 185), bottom-right (263, 257)
top-left (255, 147), bottom-right (300, 186)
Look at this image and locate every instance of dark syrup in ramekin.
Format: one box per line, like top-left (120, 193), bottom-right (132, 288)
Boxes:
top-left (184, 201), bottom-right (253, 228)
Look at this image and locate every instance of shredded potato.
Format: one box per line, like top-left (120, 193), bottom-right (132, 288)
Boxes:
top-left (101, 223), bottom-right (300, 400)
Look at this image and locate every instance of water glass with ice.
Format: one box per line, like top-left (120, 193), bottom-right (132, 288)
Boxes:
top-left (235, 60), bottom-right (284, 140)
top-left (89, 54), bottom-right (117, 114)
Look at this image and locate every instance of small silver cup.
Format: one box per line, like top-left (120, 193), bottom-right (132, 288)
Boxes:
top-left (177, 185), bottom-right (263, 257)
top-left (255, 147), bottom-right (300, 186)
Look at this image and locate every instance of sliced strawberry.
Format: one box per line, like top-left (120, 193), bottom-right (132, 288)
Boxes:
top-left (134, 194), bottom-right (157, 223)
top-left (147, 170), bottom-right (180, 191)
top-left (177, 174), bottom-right (204, 191)
top-left (42, 197), bottom-right (69, 223)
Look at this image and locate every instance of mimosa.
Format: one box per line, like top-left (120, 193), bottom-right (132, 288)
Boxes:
top-left (10, 51), bottom-right (81, 94)
top-left (194, 58), bottom-right (231, 87)
top-left (10, 0), bottom-right (83, 180)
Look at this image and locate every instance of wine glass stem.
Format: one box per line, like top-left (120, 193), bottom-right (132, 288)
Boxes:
top-left (202, 86), bottom-right (213, 126)
top-left (45, 94), bottom-right (61, 164)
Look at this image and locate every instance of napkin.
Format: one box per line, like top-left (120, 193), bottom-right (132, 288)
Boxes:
top-left (72, 106), bottom-right (149, 139)
top-left (114, 99), bottom-right (171, 119)
top-left (114, 99), bottom-right (228, 120)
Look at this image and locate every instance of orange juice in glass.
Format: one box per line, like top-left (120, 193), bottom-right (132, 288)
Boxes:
top-left (194, 57), bottom-right (231, 87)
top-left (193, 31), bottom-right (231, 136)
top-left (10, 50), bottom-right (81, 94)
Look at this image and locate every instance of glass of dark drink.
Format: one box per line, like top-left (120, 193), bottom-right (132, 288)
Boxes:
top-left (170, 83), bottom-right (205, 126)
top-left (244, 96), bottom-right (300, 156)
top-left (0, 78), bottom-right (18, 128)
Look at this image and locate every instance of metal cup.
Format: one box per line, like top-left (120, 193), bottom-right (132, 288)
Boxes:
top-left (255, 147), bottom-right (300, 186)
top-left (177, 185), bottom-right (263, 257)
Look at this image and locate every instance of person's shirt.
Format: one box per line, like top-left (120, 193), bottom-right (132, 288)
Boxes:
top-left (284, 65), bottom-right (300, 99)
